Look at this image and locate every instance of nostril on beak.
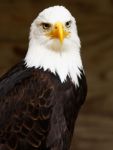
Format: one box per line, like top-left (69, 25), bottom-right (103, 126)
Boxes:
top-left (55, 26), bottom-right (57, 29)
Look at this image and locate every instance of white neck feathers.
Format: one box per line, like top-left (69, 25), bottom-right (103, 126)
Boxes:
top-left (25, 39), bottom-right (83, 86)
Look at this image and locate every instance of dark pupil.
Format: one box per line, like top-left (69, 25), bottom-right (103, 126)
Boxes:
top-left (43, 23), bottom-right (50, 28)
top-left (66, 21), bottom-right (71, 27)
top-left (66, 22), bottom-right (69, 26)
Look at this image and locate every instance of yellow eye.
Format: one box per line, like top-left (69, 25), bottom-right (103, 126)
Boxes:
top-left (41, 23), bottom-right (51, 30)
top-left (65, 21), bottom-right (72, 28)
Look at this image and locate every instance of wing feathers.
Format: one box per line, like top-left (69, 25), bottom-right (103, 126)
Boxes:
top-left (0, 61), bottom-right (87, 150)
top-left (0, 61), bottom-right (53, 150)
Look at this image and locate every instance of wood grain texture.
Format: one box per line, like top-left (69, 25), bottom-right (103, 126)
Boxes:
top-left (0, 0), bottom-right (113, 150)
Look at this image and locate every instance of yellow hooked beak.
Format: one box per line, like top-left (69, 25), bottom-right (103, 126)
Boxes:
top-left (49, 22), bottom-right (69, 44)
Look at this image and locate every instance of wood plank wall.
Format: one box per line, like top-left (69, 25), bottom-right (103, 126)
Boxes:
top-left (0, 0), bottom-right (113, 150)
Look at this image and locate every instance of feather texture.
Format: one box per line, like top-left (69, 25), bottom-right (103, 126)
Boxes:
top-left (0, 61), bottom-right (87, 150)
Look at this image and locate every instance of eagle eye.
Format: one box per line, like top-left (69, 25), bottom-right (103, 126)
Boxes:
top-left (41, 23), bottom-right (51, 30)
top-left (65, 21), bottom-right (72, 28)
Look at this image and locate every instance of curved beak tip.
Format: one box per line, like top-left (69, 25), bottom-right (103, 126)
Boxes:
top-left (53, 22), bottom-right (64, 44)
top-left (48, 22), bottom-right (69, 44)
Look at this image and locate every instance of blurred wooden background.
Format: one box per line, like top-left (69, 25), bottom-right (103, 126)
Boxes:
top-left (0, 0), bottom-right (113, 150)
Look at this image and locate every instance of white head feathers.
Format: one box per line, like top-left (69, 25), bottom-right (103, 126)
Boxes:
top-left (25, 6), bottom-right (83, 86)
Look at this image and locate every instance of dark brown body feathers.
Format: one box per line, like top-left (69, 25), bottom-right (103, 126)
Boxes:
top-left (0, 61), bottom-right (87, 150)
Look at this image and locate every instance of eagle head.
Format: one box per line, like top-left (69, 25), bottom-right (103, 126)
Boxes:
top-left (25, 6), bottom-right (82, 86)
top-left (29, 6), bottom-right (80, 52)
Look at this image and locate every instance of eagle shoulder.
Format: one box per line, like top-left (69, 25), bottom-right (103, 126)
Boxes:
top-left (0, 61), bottom-right (54, 150)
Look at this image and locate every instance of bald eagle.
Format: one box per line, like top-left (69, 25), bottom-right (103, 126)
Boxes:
top-left (0, 6), bottom-right (87, 150)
